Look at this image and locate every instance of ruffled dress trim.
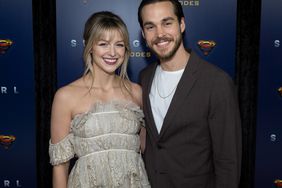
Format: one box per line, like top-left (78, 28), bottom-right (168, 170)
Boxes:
top-left (71, 100), bottom-right (145, 129)
top-left (49, 133), bottom-right (75, 165)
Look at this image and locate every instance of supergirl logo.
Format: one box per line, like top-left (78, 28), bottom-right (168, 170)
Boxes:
top-left (197, 40), bottom-right (216, 56)
top-left (0, 39), bottom-right (13, 54)
top-left (0, 135), bottom-right (16, 149)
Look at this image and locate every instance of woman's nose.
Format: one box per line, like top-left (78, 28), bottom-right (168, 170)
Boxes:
top-left (109, 45), bottom-right (116, 56)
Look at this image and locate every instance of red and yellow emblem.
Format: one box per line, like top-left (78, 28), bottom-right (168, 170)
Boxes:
top-left (0, 135), bottom-right (16, 149)
top-left (0, 39), bottom-right (13, 54)
top-left (197, 40), bottom-right (216, 56)
top-left (274, 179), bottom-right (282, 187)
top-left (278, 87), bottom-right (282, 97)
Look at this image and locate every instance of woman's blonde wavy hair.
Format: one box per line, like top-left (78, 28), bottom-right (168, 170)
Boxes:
top-left (83, 11), bottom-right (131, 93)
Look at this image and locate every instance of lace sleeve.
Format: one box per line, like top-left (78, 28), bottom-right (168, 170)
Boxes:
top-left (49, 134), bottom-right (75, 166)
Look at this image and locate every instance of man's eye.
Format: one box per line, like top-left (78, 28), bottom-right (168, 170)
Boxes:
top-left (145, 25), bottom-right (154, 30)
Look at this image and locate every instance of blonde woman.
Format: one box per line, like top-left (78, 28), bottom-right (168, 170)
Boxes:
top-left (49, 11), bottom-right (150, 188)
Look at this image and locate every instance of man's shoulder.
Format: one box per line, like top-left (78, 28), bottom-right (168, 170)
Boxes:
top-left (194, 55), bottom-right (231, 80)
top-left (189, 51), bottom-right (233, 86)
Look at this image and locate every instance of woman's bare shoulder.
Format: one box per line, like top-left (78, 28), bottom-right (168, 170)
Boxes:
top-left (128, 81), bottom-right (143, 107)
top-left (54, 77), bottom-right (87, 107)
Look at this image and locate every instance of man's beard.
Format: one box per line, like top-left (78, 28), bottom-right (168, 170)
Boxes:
top-left (150, 34), bottom-right (182, 62)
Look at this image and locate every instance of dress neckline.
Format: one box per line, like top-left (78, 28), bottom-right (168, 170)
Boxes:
top-left (71, 99), bottom-right (141, 121)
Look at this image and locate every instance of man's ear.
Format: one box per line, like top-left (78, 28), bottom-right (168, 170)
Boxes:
top-left (180, 17), bottom-right (186, 33)
top-left (141, 30), bottom-right (145, 38)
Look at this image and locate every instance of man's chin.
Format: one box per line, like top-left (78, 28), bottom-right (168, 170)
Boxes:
top-left (157, 54), bottom-right (174, 62)
top-left (154, 50), bottom-right (170, 58)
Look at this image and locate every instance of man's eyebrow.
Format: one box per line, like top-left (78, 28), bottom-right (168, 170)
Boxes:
top-left (162, 17), bottom-right (175, 22)
top-left (143, 21), bottom-right (154, 27)
top-left (143, 17), bottom-right (175, 27)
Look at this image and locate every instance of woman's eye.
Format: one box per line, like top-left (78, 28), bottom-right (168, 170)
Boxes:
top-left (116, 43), bottom-right (125, 47)
top-left (98, 43), bottom-right (107, 46)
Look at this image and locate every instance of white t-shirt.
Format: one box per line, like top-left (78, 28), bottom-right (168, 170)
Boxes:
top-left (149, 65), bottom-right (184, 133)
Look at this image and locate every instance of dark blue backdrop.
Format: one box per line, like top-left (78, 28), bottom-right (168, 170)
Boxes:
top-left (255, 0), bottom-right (282, 187)
top-left (56, 0), bottom-right (237, 87)
top-left (2, 0), bottom-right (281, 187)
top-left (0, 0), bottom-right (36, 187)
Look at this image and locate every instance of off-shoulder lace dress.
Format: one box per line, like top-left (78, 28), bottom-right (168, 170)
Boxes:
top-left (49, 101), bottom-right (150, 188)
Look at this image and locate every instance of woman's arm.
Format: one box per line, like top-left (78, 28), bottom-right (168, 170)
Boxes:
top-left (140, 127), bottom-right (146, 153)
top-left (50, 87), bottom-right (73, 188)
top-left (130, 83), bottom-right (146, 153)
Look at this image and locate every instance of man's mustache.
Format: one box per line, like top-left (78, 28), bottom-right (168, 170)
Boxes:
top-left (153, 36), bottom-right (173, 44)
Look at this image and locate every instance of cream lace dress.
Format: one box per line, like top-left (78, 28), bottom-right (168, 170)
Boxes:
top-left (49, 101), bottom-right (151, 188)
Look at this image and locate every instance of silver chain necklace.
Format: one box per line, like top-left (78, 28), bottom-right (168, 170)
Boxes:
top-left (156, 70), bottom-right (178, 99)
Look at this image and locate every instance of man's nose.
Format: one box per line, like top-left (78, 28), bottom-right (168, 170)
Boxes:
top-left (156, 26), bottom-right (165, 37)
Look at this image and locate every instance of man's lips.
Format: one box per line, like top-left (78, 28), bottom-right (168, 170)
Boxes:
top-left (156, 40), bottom-right (169, 47)
top-left (153, 37), bottom-right (172, 47)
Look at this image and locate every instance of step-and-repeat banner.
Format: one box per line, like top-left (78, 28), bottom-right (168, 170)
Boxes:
top-left (56, 0), bottom-right (237, 87)
top-left (1, 0), bottom-right (281, 187)
top-left (0, 0), bottom-right (36, 187)
top-left (255, 0), bottom-right (282, 187)
top-left (0, 0), bottom-right (238, 187)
